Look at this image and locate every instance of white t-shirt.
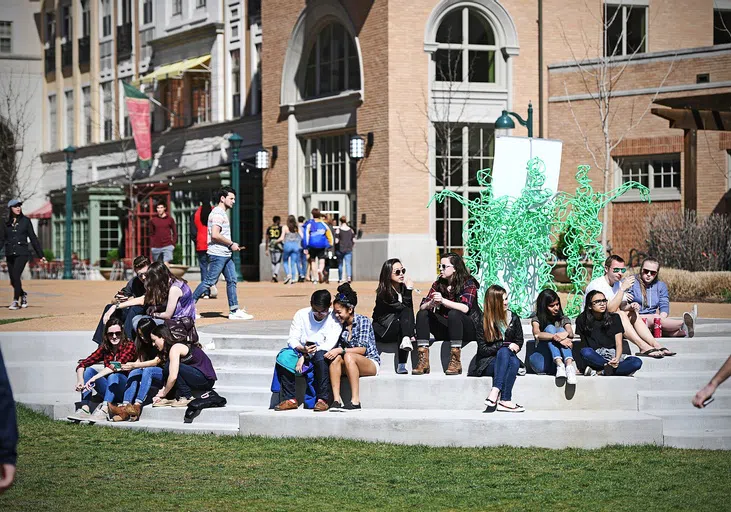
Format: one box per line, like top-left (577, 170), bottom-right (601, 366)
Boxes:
top-left (584, 276), bottom-right (624, 308)
top-left (207, 206), bottom-right (232, 257)
top-left (286, 307), bottom-right (343, 352)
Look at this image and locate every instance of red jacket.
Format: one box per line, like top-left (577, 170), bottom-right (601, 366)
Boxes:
top-left (192, 206), bottom-right (208, 252)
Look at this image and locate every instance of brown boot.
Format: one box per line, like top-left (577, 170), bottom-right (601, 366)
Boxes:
top-left (125, 403), bottom-right (142, 422)
top-left (108, 403), bottom-right (129, 422)
top-left (412, 346), bottom-right (430, 375)
top-left (274, 398), bottom-right (299, 411)
top-left (445, 346), bottom-right (462, 375)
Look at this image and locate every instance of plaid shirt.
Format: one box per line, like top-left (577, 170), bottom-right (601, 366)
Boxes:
top-left (76, 341), bottom-right (137, 373)
top-left (340, 314), bottom-right (380, 365)
top-left (421, 278), bottom-right (479, 319)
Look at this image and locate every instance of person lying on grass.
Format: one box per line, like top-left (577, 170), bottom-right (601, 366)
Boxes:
top-left (150, 325), bottom-right (217, 408)
top-left (108, 317), bottom-right (164, 422)
top-left (575, 290), bottom-right (643, 377)
top-left (69, 318), bottom-right (137, 422)
top-left (326, 283), bottom-right (379, 411)
top-left (528, 289), bottom-right (577, 385)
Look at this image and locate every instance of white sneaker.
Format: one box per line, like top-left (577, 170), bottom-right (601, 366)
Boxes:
top-left (555, 364), bottom-right (567, 380)
top-left (229, 309), bottom-right (254, 320)
top-left (203, 341), bottom-right (216, 351)
top-left (584, 366), bottom-right (597, 377)
top-left (517, 366), bottom-right (526, 376)
top-left (209, 285), bottom-right (218, 299)
top-left (195, 313), bottom-right (201, 320)
top-left (88, 404), bottom-right (109, 423)
top-left (399, 336), bottom-right (413, 352)
top-left (566, 364), bottom-right (577, 385)
top-left (8, 301), bottom-right (19, 310)
top-left (20, 293), bottom-right (28, 308)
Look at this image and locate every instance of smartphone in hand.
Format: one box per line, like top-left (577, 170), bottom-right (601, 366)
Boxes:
top-left (111, 361), bottom-right (122, 371)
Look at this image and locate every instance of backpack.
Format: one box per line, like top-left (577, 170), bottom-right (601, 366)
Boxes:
top-left (184, 389), bottom-right (227, 423)
top-left (306, 220), bottom-right (331, 249)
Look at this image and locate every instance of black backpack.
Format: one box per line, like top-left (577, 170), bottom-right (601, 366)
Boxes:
top-left (184, 389), bottom-right (227, 423)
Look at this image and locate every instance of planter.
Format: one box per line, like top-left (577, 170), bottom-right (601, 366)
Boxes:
top-left (99, 268), bottom-right (113, 280)
top-left (168, 264), bottom-right (189, 278)
top-left (550, 261), bottom-right (594, 284)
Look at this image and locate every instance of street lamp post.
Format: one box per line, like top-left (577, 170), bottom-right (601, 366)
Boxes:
top-left (495, 102), bottom-right (534, 138)
top-left (62, 146), bottom-right (76, 279)
top-left (229, 133), bottom-right (243, 281)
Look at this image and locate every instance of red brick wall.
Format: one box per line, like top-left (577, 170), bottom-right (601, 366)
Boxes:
top-left (612, 200), bottom-right (681, 259)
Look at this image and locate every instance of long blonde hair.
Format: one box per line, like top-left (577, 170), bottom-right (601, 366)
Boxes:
top-left (639, 257), bottom-right (660, 308)
top-left (483, 284), bottom-right (508, 341)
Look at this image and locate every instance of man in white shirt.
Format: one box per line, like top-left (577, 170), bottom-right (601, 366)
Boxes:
top-left (275, 290), bottom-right (343, 412)
top-left (585, 255), bottom-right (668, 358)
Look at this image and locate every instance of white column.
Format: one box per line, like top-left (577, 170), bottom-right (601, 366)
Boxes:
top-left (287, 111), bottom-right (299, 214)
top-left (211, 29), bottom-right (225, 122)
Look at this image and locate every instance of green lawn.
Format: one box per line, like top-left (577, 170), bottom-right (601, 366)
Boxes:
top-left (0, 318), bottom-right (32, 326)
top-left (2, 406), bottom-right (731, 511)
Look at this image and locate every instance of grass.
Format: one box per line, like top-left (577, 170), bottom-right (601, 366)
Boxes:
top-left (0, 318), bottom-right (32, 326)
top-left (2, 407), bottom-right (731, 511)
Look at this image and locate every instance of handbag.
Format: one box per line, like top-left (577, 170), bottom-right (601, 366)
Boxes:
top-left (165, 317), bottom-right (200, 344)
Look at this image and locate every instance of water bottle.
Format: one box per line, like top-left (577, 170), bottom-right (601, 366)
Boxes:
top-left (653, 318), bottom-right (662, 338)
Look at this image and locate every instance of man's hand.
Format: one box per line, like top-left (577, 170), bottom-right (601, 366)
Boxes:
top-left (0, 463), bottom-right (16, 494)
top-left (693, 383), bottom-right (716, 408)
top-left (103, 305), bottom-right (117, 325)
top-left (230, 243), bottom-right (240, 252)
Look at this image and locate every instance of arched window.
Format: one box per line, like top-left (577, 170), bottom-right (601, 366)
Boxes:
top-left (303, 22), bottom-right (361, 99)
top-left (434, 7), bottom-right (496, 83)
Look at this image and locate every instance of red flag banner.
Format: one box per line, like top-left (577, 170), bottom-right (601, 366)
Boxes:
top-left (123, 82), bottom-right (152, 168)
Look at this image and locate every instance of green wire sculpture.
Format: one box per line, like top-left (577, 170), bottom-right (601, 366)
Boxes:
top-left (428, 159), bottom-right (650, 318)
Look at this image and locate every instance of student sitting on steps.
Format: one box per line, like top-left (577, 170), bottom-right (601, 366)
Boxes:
top-left (415, 252), bottom-right (481, 376)
top-left (470, 285), bottom-right (525, 413)
top-left (274, 290), bottom-right (343, 412)
top-left (326, 283), bottom-right (379, 411)
top-left (528, 289), bottom-right (577, 385)
top-left (575, 290), bottom-right (643, 376)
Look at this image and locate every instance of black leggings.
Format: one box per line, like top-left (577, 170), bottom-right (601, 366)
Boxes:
top-left (7, 255), bottom-right (29, 301)
top-left (375, 307), bottom-right (415, 364)
top-left (416, 308), bottom-right (476, 346)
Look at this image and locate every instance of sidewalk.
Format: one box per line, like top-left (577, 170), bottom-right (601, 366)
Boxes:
top-left (0, 279), bottom-right (730, 332)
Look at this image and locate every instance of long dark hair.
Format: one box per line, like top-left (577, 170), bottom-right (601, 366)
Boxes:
top-left (286, 214), bottom-right (298, 235)
top-left (151, 324), bottom-right (201, 362)
top-left (535, 289), bottom-right (563, 330)
top-left (6, 205), bottom-right (22, 225)
top-left (483, 284), bottom-right (508, 341)
top-left (101, 317), bottom-right (133, 355)
top-left (144, 261), bottom-right (182, 307)
top-left (200, 203), bottom-right (212, 226)
top-left (582, 290), bottom-right (614, 331)
top-left (334, 282), bottom-right (358, 311)
top-left (376, 258), bottom-right (402, 303)
top-left (436, 252), bottom-right (472, 300)
top-left (135, 317), bottom-right (158, 361)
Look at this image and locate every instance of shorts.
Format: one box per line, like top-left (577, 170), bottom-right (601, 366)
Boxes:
top-left (369, 359), bottom-right (380, 376)
top-left (151, 245), bottom-right (174, 263)
top-left (307, 247), bottom-right (326, 261)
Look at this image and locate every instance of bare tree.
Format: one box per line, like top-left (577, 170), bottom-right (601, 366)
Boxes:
top-left (560, 1), bottom-right (675, 250)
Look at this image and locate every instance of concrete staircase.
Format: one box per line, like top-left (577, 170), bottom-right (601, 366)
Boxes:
top-left (1, 320), bottom-right (729, 449)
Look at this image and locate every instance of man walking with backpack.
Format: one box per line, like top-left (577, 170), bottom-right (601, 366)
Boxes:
top-left (303, 208), bottom-right (333, 284)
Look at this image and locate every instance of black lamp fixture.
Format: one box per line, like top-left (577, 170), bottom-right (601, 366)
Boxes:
top-left (256, 145), bottom-right (278, 170)
top-left (349, 132), bottom-right (374, 161)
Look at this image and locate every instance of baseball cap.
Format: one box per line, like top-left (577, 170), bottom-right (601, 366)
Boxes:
top-left (7, 199), bottom-right (22, 208)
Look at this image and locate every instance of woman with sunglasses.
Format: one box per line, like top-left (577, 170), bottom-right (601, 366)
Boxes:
top-left (576, 290), bottom-right (643, 376)
top-left (415, 252), bottom-right (481, 376)
top-left (68, 318), bottom-right (138, 422)
top-left (628, 257), bottom-right (695, 338)
top-left (372, 259), bottom-right (415, 375)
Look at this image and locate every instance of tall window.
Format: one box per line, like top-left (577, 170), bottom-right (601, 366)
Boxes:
top-left (100, 40), bottom-right (112, 70)
top-left (46, 11), bottom-right (55, 42)
top-left (434, 123), bottom-right (495, 253)
top-left (304, 23), bottom-right (360, 99)
top-left (434, 7), bottom-right (496, 83)
top-left (65, 90), bottom-right (74, 146)
top-left (616, 155), bottom-right (681, 193)
top-left (82, 86), bottom-right (91, 144)
top-left (81, 0), bottom-right (90, 37)
top-left (48, 95), bottom-right (57, 150)
top-left (605, 4), bottom-right (647, 57)
top-left (303, 135), bottom-right (352, 195)
top-left (101, 0), bottom-right (112, 37)
top-left (143, 0), bottom-right (153, 25)
top-left (62, 6), bottom-right (72, 40)
top-left (172, 0), bottom-right (183, 16)
top-left (231, 49), bottom-right (241, 117)
top-left (0, 21), bottom-right (11, 53)
top-left (99, 201), bottom-right (120, 260)
top-left (714, 9), bottom-right (731, 45)
top-left (102, 82), bottom-right (113, 141)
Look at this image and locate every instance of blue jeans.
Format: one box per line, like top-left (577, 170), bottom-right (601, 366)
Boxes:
top-left (338, 251), bottom-right (353, 281)
top-left (298, 249), bottom-right (307, 278)
top-left (580, 348), bottom-right (643, 376)
top-left (279, 350), bottom-right (332, 402)
top-left (483, 347), bottom-right (521, 401)
top-left (528, 326), bottom-right (573, 375)
top-left (196, 251), bottom-right (209, 287)
top-left (123, 367), bottom-right (164, 404)
top-left (163, 362), bottom-right (214, 399)
top-left (283, 242), bottom-right (301, 279)
top-left (192, 254), bottom-right (238, 311)
top-left (80, 367), bottom-right (128, 404)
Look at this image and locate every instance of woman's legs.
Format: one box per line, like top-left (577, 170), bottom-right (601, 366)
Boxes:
top-left (639, 314), bottom-right (686, 337)
top-left (135, 367), bottom-right (164, 404)
top-left (617, 311), bottom-right (656, 352)
top-left (175, 363), bottom-right (213, 399)
top-left (7, 255), bottom-right (28, 301)
top-left (446, 309), bottom-right (475, 345)
top-left (485, 347), bottom-right (520, 403)
top-left (104, 373), bottom-right (128, 404)
top-left (122, 368), bottom-right (143, 403)
top-left (343, 352), bottom-right (377, 405)
top-left (80, 367), bottom-right (103, 404)
top-left (378, 317), bottom-right (410, 365)
top-left (337, 253), bottom-right (344, 282)
top-left (580, 347), bottom-right (642, 376)
top-left (328, 355), bottom-right (344, 404)
top-left (343, 252), bottom-right (353, 281)
top-left (196, 251), bottom-right (209, 286)
top-left (283, 243), bottom-right (299, 280)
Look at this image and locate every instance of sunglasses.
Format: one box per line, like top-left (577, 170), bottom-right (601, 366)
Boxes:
top-left (611, 268), bottom-right (627, 273)
top-left (591, 299), bottom-right (608, 305)
top-left (393, 268), bottom-right (406, 276)
top-left (107, 331), bottom-right (122, 338)
top-left (642, 269), bottom-right (658, 276)
top-left (439, 264), bottom-right (453, 270)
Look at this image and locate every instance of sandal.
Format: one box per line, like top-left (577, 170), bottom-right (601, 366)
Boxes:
top-left (635, 348), bottom-right (664, 359)
top-left (659, 347), bottom-right (677, 357)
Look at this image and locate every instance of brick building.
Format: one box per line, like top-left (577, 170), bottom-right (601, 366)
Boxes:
top-left (260, 0), bottom-right (731, 281)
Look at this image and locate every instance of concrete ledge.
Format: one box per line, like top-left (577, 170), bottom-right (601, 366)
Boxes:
top-left (238, 408), bottom-right (663, 449)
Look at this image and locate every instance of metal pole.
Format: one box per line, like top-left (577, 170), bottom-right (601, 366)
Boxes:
top-left (527, 102), bottom-right (534, 138)
top-left (231, 144), bottom-right (242, 281)
top-left (63, 158), bottom-right (73, 279)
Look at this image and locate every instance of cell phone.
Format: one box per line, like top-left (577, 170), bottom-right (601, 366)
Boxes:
top-left (703, 397), bottom-right (715, 407)
top-left (305, 341), bottom-right (316, 347)
top-left (111, 361), bottom-right (122, 370)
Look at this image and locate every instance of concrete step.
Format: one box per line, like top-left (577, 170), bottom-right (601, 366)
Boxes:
top-left (215, 368), bottom-right (274, 387)
top-left (238, 408), bottom-right (663, 448)
top-left (6, 361), bottom-right (77, 394)
top-left (634, 371), bottom-right (716, 391)
top-left (663, 429), bottom-right (731, 450)
top-left (87, 419), bottom-right (240, 436)
top-left (635, 353), bottom-right (730, 372)
top-left (214, 386), bottom-right (275, 407)
top-left (638, 390), bottom-right (731, 411)
top-left (0, 331), bottom-right (95, 361)
top-left (660, 338), bottom-right (731, 353)
top-left (647, 409), bottom-right (731, 430)
top-left (208, 349), bottom-right (279, 369)
top-left (207, 334), bottom-right (288, 351)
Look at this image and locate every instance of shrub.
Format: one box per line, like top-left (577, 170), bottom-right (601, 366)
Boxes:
top-left (646, 209), bottom-right (731, 271)
top-left (106, 249), bottom-right (120, 263)
top-left (43, 249), bottom-right (54, 261)
top-left (172, 244), bottom-right (183, 265)
top-left (642, 267), bottom-right (731, 302)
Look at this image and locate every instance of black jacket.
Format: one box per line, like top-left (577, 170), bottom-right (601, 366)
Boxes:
top-left (0, 347), bottom-right (18, 466)
top-left (469, 311), bottom-right (523, 377)
top-left (372, 286), bottom-right (414, 338)
top-left (0, 215), bottom-right (43, 258)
